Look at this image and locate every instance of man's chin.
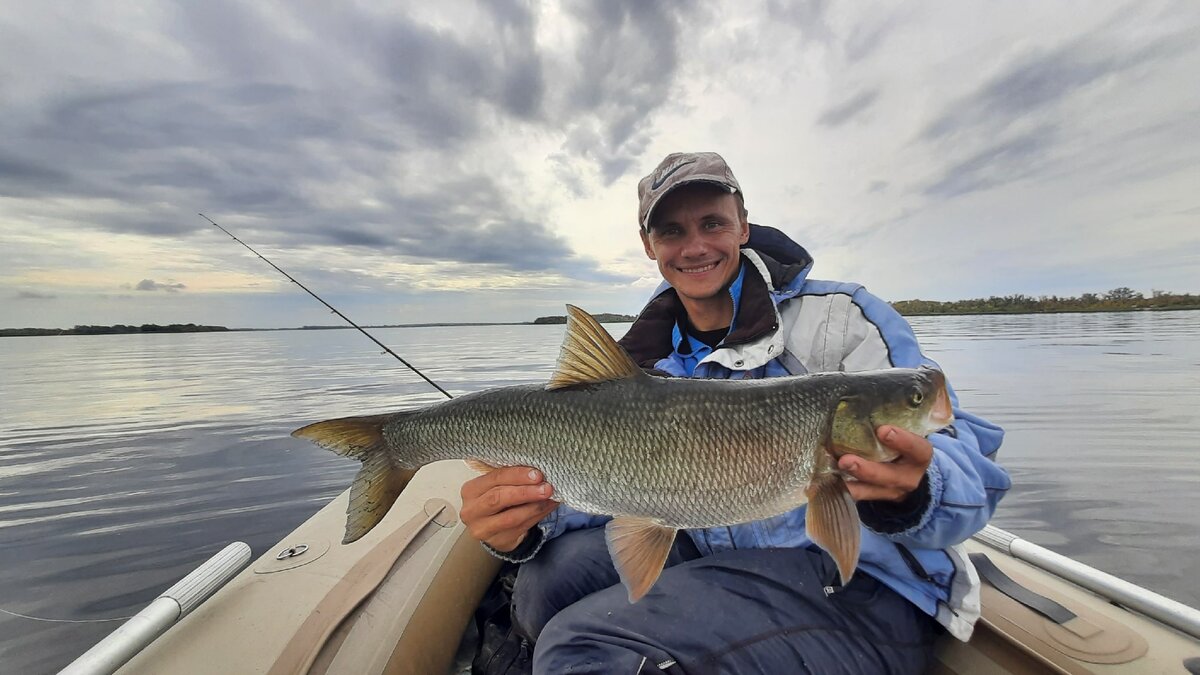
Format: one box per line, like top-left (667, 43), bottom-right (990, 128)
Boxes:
top-left (673, 283), bottom-right (725, 304)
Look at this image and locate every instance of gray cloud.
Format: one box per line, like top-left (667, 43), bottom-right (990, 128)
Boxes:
top-left (921, 37), bottom-right (1188, 142)
top-left (817, 89), bottom-right (880, 127)
top-left (0, 2), bottom-right (676, 281)
top-left (0, 3), bottom-right (676, 281)
top-left (844, 17), bottom-right (896, 64)
top-left (0, 153), bottom-right (71, 196)
top-left (923, 126), bottom-right (1057, 198)
top-left (15, 290), bottom-right (56, 300)
top-left (765, 0), bottom-right (835, 44)
top-left (554, 2), bottom-right (693, 184)
top-left (133, 280), bottom-right (187, 292)
top-left (913, 24), bottom-right (1197, 204)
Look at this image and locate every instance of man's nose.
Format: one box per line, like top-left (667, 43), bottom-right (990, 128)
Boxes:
top-left (680, 230), bottom-right (708, 257)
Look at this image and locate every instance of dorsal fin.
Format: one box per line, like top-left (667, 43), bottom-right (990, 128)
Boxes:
top-left (546, 305), bottom-right (643, 390)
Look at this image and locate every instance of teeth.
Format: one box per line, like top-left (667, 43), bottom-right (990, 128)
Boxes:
top-left (679, 262), bottom-right (717, 273)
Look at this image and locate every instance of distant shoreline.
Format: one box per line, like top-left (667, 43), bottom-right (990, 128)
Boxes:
top-left (899, 305), bottom-right (1200, 317)
top-left (0, 318), bottom-right (634, 337)
top-left (3, 304), bottom-right (1197, 337)
top-left (891, 289), bottom-right (1199, 317)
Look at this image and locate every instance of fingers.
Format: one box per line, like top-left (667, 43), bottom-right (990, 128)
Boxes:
top-left (470, 500), bottom-right (560, 550)
top-left (467, 482), bottom-right (555, 519)
top-left (875, 426), bottom-right (933, 464)
top-left (460, 465), bottom-right (545, 500)
top-left (459, 465), bottom-right (559, 551)
top-left (837, 426), bottom-right (932, 502)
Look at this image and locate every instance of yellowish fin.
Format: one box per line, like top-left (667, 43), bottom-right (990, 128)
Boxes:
top-left (292, 414), bottom-right (416, 544)
top-left (464, 458), bottom-right (500, 474)
top-left (604, 516), bottom-right (678, 603)
top-left (546, 305), bottom-right (643, 390)
top-left (805, 472), bottom-right (861, 585)
top-left (292, 414), bottom-right (392, 459)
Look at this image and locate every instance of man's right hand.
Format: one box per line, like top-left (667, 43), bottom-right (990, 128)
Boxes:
top-left (460, 466), bottom-right (558, 553)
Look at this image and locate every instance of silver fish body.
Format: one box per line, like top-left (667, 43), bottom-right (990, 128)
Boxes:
top-left (386, 373), bottom-right (881, 529)
top-left (294, 305), bottom-right (952, 601)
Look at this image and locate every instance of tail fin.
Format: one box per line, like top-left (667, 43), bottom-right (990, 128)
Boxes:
top-left (292, 413), bottom-right (418, 544)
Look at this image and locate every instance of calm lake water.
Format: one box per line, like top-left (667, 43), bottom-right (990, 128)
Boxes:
top-left (2, 311), bottom-right (1198, 673)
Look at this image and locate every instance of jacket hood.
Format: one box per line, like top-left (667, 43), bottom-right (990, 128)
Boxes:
top-left (618, 224), bottom-right (813, 368)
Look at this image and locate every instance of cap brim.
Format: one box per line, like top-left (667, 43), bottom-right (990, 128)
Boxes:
top-left (642, 177), bottom-right (738, 231)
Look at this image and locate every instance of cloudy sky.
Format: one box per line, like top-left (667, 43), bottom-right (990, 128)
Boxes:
top-left (2, 0), bottom-right (1197, 329)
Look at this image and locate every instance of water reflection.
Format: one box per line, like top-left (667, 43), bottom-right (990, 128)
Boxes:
top-left (1, 314), bottom-right (1197, 672)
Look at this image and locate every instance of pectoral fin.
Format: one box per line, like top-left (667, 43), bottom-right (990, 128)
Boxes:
top-left (604, 517), bottom-right (677, 603)
top-left (805, 474), bottom-right (861, 585)
top-left (464, 458), bottom-right (498, 474)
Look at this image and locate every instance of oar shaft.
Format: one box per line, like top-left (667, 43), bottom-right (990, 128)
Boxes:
top-left (974, 525), bottom-right (1200, 640)
top-left (59, 542), bottom-right (251, 675)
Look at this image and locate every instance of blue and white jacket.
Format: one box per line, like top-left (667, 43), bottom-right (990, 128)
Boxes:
top-left (505, 225), bottom-right (1010, 640)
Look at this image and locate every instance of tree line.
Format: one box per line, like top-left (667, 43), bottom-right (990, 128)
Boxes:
top-left (533, 313), bottom-right (637, 324)
top-left (892, 288), bottom-right (1200, 316)
top-left (1, 323), bottom-right (230, 337)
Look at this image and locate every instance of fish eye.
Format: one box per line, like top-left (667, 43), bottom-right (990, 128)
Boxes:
top-left (908, 391), bottom-right (924, 407)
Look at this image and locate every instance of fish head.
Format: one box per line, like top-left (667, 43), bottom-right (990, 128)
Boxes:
top-left (828, 367), bottom-right (953, 462)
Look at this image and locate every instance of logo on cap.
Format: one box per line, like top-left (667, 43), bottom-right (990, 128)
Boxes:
top-left (650, 156), bottom-right (697, 190)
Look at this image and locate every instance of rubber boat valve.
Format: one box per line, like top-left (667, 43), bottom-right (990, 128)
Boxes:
top-left (276, 544), bottom-right (309, 560)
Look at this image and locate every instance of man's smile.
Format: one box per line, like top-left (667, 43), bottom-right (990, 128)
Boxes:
top-left (676, 261), bottom-right (720, 274)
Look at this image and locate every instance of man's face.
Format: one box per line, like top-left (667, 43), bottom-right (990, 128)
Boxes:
top-left (640, 184), bottom-right (750, 311)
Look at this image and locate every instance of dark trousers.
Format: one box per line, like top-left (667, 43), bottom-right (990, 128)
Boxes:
top-left (512, 527), bottom-right (939, 675)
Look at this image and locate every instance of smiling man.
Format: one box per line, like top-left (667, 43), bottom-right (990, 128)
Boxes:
top-left (459, 152), bottom-right (1011, 674)
top-left (638, 166), bottom-right (748, 332)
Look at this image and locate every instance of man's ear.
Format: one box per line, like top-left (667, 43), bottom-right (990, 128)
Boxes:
top-left (738, 218), bottom-right (750, 245)
top-left (640, 228), bottom-right (657, 260)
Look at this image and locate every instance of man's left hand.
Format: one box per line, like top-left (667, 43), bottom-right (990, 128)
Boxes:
top-left (837, 425), bottom-right (932, 502)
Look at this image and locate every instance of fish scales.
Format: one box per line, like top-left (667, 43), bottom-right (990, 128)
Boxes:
top-left (380, 375), bottom-right (845, 529)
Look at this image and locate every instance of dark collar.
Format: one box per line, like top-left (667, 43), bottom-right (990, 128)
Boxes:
top-left (618, 249), bottom-right (792, 368)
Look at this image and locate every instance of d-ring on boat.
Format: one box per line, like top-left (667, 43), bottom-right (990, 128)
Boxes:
top-left (61, 461), bottom-right (1200, 674)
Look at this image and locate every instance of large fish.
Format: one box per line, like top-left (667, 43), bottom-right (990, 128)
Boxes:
top-left (293, 305), bottom-right (952, 601)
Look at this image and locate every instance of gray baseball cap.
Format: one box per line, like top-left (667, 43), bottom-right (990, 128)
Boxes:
top-left (637, 151), bottom-right (742, 231)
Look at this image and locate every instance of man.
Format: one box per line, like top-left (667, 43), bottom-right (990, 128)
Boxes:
top-left (460, 152), bottom-right (1010, 673)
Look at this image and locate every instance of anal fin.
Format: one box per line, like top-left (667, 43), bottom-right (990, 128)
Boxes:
top-left (604, 517), bottom-right (677, 603)
top-left (805, 474), bottom-right (861, 585)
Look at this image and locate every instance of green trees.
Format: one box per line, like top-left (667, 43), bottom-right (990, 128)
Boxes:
top-left (892, 288), bottom-right (1199, 316)
top-left (0, 324), bottom-right (230, 337)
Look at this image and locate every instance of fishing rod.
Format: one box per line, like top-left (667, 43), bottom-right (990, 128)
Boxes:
top-left (199, 213), bottom-right (453, 400)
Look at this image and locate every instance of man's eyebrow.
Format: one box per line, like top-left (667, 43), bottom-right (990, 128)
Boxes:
top-left (650, 211), bottom-right (732, 231)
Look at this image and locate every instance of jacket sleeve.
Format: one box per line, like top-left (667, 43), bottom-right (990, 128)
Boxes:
top-left (838, 286), bottom-right (1011, 550)
top-left (482, 505), bottom-right (611, 563)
